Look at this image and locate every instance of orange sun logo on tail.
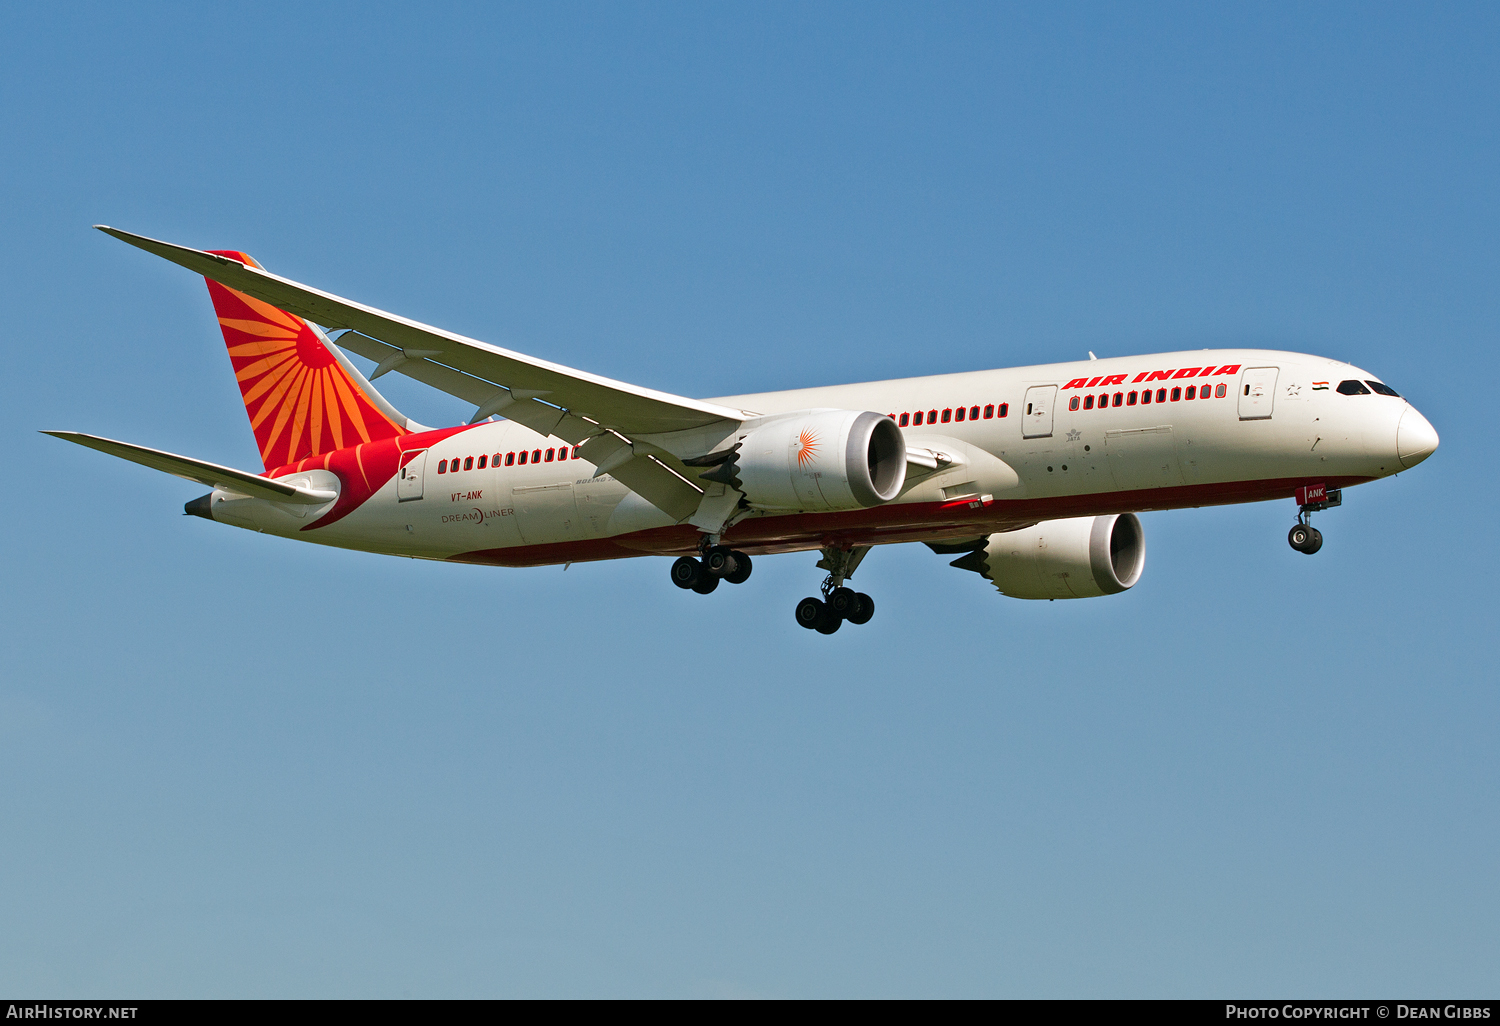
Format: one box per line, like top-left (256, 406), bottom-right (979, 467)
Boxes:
top-left (203, 252), bottom-right (406, 471)
top-left (795, 427), bottom-right (820, 467)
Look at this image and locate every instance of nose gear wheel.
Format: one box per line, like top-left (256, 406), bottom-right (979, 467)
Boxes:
top-left (1288, 524), bottom-right (1323, 554)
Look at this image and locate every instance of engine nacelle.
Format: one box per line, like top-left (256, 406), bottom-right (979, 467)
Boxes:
top-left (732, 410), bottom-right (906, 512)
top-left (963, 514), bottom-right (1146, 599)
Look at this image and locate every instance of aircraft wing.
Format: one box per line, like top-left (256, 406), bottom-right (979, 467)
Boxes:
top-left (97, 226), bottom-right (747, 436)
top-left (97, 226), bottom-right (746, 521)
top-left (43, 431), bottom-right (338, 504)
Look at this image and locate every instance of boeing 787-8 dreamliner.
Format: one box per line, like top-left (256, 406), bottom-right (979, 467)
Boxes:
top-left (47, 227), bottom-right (1439, 633)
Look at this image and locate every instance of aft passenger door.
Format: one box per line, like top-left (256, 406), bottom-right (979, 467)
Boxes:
top-left (1238, 368), bottom-right (1278, 421)
top-left (1022, 385), bottom-right (1057, 439)
top-left (397, 449), bottom-right (427, 501)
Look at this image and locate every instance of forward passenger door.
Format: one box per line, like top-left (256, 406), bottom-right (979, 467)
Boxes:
top-left (1022, 385), bottom-right (1057, 439)
top-left (1238, 368), bottom-right (1278, 421)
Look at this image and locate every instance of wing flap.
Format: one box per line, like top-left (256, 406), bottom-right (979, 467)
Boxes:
top-left (604, 456), bottom-right (704, 522)
top-left (43, 431), bottom-right (336, 504)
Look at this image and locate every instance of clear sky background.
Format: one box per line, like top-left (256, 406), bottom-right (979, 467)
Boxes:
top-left (2, 2), bottom-right (1496, 998)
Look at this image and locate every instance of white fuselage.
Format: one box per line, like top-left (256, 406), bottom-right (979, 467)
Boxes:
top-left (202, 349), bottom-right (1437, 566)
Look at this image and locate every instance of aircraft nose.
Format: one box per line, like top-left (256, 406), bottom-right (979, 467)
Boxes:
top-left (1397, 406), bottom-right (1439, 469)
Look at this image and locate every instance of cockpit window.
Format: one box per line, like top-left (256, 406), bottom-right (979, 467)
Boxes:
top-left (1366, 380), bottom-right (1401, 397)
top-left (1337, 380), bottom-right (1371, 395)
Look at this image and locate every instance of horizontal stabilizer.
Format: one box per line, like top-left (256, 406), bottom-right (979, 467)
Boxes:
top-left (43, 431), bottom-right (336, 504)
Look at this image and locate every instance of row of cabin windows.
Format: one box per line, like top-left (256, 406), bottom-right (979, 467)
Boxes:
top-left (437, 446), bottom-right (581, 474)
top-left (1068, 383), bottom-right (1228, 411)
top-left (895, 403), bottom-right (1009, 428)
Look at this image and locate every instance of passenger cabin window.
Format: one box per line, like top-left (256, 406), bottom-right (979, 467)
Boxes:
top-left (1083, 395), bottom-right (1094, 410)
top-left (1141, 389), bottom-right (1152, 404)
top-left (545, 448), bottom-right (554, 462)
top-left (505, 452), bottom-right (515, 466)
top-left (1127, 391), bottom-right (1137, 405)
top-left (1170, 387), bottom-right (1182, 402)
top-left (970, 406), bottom-right (980, 420)
top-left (532, 449), bottom-right (542, 463)
top-left (999, 403), bottom-right (1008, 417)
top-left (928, 410), bottom-right (937, 424)
top-left (983, 404), bottom-right (994, 419)
top-left (954, 407), bottom-right (965, 421)
top-left (1337, 380), bottom-right (1371, 395)
top-left (464, 456), bottom-right (474, 470)
top-left (1156, 388), bottom-right (1168, 403)
top-left (1185, 385), bottom-right (1196, 400)
top-left (1098, 393), bottom-right (1108, 407)
top-left (1113, 392), bottom-right (1123, 407)
top-left (437, 459), bottom-right (447, 473)
top-left (518, 451), bottom-right (527, 464)
top-left (1215, 384), bottom-right (1227, 397)
top-left (1069, 396), bottom-right (1080, 411)
top-left (899, 413), bottom-right (909, 426)
top-left (1367, 380), bottom-right (1401, 397)
top-left (478, 455), bottom-right (487, 468)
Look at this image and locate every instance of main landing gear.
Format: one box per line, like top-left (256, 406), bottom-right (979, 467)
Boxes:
top-left (795, 545), bottom-right (875, 635)
top-left (1288, 486), bottom-right (1342, 555)
top-left (670, 543), bottom-right (753, 594)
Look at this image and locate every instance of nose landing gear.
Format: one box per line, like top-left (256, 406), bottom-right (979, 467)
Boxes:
top-left (1288, 484), bottom-right (1341, 555)
top-left (794, 545), bottom-right (875, 634)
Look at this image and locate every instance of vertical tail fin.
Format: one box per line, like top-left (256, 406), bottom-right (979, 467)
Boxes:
top-left (203, 251), bottom-right (408, 471)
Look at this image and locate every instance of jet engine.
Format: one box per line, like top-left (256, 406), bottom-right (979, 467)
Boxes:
top-left (948, 514), bottom-right (1146, 599)
top-left (703, 410), bottom-right (906, 512)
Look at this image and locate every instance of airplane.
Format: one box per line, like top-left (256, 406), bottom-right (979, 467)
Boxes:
top-left (47, 226), bottom-right (1440, 634)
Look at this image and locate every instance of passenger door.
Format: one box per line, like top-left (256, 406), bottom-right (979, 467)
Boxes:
top-left (397, 449), bottom-right (426, 501)
top-left (1023, 385), bottom-right (1057, 439)
top-left (1238, 367), bottom-right (1279, 421)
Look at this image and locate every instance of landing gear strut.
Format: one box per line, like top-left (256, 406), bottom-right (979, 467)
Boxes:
top-left (670, 540), bottom-right (753, 594)
top-left (1288, 486), bottom-right (1341, 555)
top-left (795, 545), bottom-right (875, 634)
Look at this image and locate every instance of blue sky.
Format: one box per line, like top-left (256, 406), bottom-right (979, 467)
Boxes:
top-left (2, 2), bottom-right (1496, 997)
